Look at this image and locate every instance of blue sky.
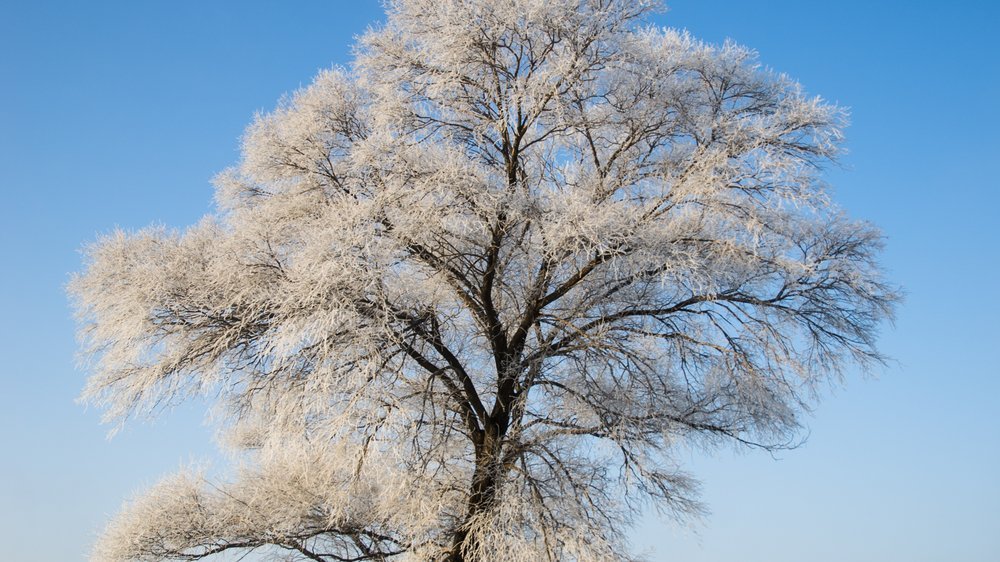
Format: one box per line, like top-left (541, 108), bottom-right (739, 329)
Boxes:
top-left (1, 1), bottom-right (997, 560)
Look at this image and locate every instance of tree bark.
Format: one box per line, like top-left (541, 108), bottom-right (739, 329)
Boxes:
top-left (447, 413), bottom-right (510, 561)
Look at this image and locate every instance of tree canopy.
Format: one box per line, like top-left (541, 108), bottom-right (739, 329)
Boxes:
top-left (70, 1), bottom-right (897, 560)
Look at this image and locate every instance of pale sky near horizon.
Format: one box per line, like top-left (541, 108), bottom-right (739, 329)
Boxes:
top-left (1, 1), bottom-right (998, 561)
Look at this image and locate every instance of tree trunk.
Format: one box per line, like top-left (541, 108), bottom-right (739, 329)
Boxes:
top-left (446, 417), bottom-right (507, 562)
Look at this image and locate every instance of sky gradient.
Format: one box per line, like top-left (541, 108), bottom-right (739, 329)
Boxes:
top-left (1, 1), bottom-right (998, 560)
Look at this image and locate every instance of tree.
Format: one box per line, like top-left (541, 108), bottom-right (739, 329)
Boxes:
top-left (70, 1), bottom-right (897, 561)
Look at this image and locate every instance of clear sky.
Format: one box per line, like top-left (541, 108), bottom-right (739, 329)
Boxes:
top-left (1, 1), bottom-right (997, 561)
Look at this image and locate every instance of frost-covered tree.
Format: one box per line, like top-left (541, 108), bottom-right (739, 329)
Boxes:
top-left (70, 1), bottom-right (897, 561)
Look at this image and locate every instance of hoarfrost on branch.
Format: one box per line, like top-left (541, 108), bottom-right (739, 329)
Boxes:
top-left (70, 1), bottom-right (898, 560)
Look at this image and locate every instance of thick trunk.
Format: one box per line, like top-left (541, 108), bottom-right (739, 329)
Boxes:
top-left (446, 417), bottom-right (508, 562)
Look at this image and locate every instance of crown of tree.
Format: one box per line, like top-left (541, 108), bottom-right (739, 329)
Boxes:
top-left (71, 1), bottom-right (897, 560)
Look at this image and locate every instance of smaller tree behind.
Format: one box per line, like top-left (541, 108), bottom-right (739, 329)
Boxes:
top-left (71, 1), bottom-right (898, 561)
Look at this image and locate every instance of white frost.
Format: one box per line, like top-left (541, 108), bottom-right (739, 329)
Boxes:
top-left (70, 1), bottom-right (896, 560)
